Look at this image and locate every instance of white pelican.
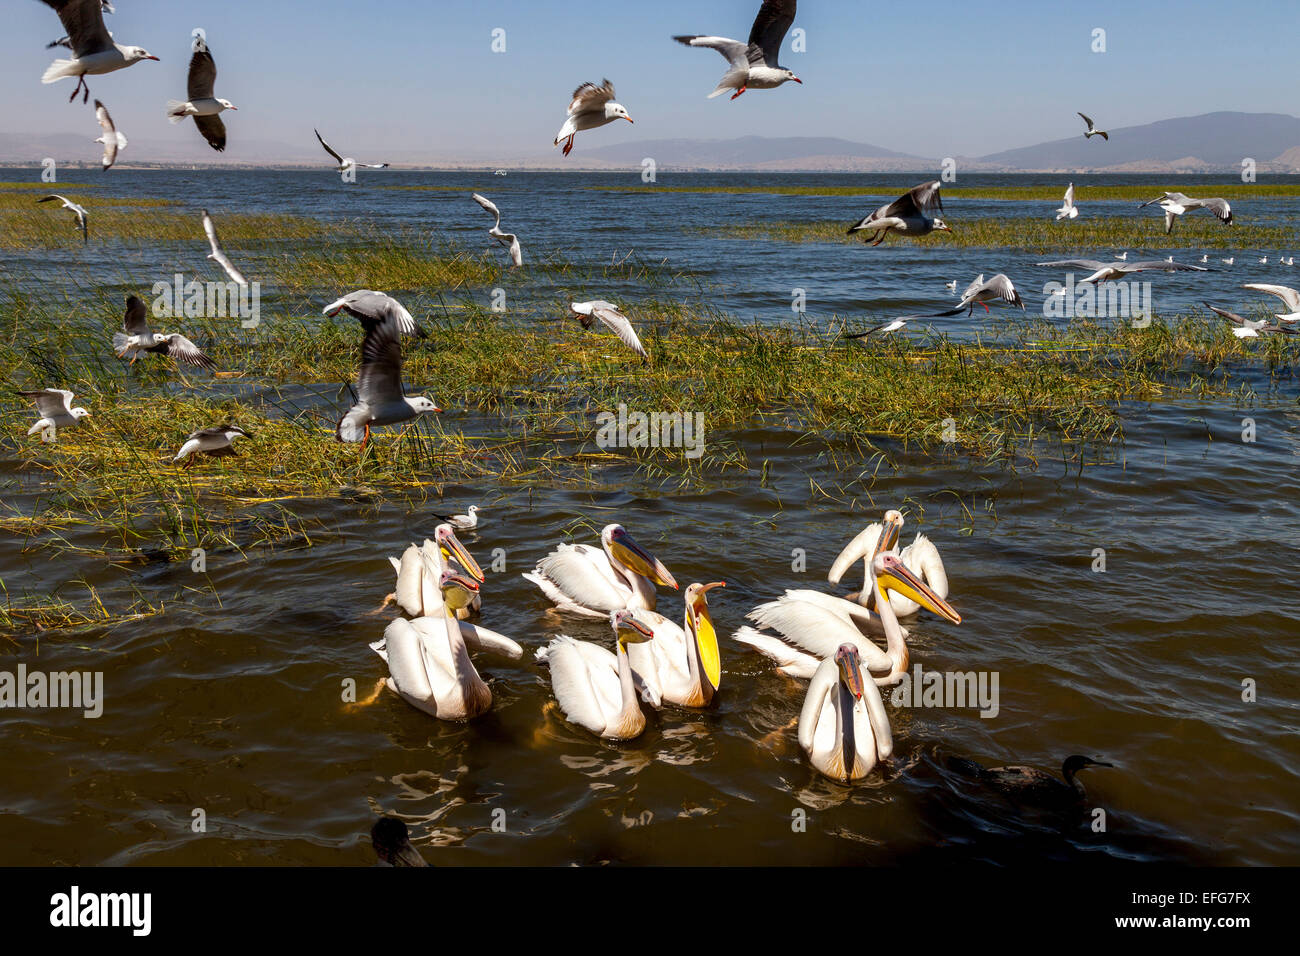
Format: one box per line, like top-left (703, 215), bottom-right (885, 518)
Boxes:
top-left (524, 523), bottom-right (677, 617)
top-left (799, 644), bottom-right (892, 784)
top-left (829, 510), bottom-right (950, 617)
top-left (382, 525), bottom-right (501, 626)
top-left (370, 570), bottom-right (505, 720)
top-left (538, 610), bottom-right (656, 740)
top-left (627, 581), bottom-right (726, 708)
top-left (736, 541), bottom-right (960, 686)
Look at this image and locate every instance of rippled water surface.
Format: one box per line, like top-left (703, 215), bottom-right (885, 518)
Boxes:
top-left (1, 170), bottom-right (1298, 865)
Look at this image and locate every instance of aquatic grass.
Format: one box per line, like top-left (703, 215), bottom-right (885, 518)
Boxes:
top-left (591, 183), bottom-right (1300, 200)
top-left (0, 576), bottom-right (166, 638)
top-left (0, 206), bottom-right (324, 250)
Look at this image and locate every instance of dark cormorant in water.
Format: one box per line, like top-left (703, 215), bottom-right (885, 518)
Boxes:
top-left (370, 817), bottom-right (429, 867)
top-left (949, 754), bottom-right (1113, 809)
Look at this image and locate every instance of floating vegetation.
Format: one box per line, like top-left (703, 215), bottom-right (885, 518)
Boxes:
top-left (0, 578), bottom-right (166, 637)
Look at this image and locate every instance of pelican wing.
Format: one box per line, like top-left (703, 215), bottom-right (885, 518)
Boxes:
top-left (746, 598), bottom-right (891, 671)
top-left (526, 544), bottom-right (628, 613)
top-left (797, 658), bottom-right (836, 754)
top-left (544, 636), bottom-right (621, 734)
top-left (827, 522), bottom-right (884, 584)
top-left (732, 626), bottom-right (820, 679)
top-left (391, 544), bottom-right (427, 616)
top-left (458, 623), bottom-right (523, 660)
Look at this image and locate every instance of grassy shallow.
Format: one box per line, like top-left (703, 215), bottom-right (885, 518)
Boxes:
top-left (592, 183), bottom-right (1300, 200)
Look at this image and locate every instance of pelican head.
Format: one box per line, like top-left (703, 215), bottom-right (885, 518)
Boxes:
top-left (932, 218), bottom-right (952, 232)
top-left (835, 644), bottom-right (865, 700)
top-left (605, 102), bottom-right (634, 124)
top-left (685, 581), bottom-right (726, 694)
top-left (439, 568), bottom-right (480, 612)
top-left (872, 552), bottom-right (961, 624)
top-left (611, 608), bottom-right (654, 645)
top-left (435, 523), bottom-right (484, 581)
top-left (602, 524), bottom-right (677, 589)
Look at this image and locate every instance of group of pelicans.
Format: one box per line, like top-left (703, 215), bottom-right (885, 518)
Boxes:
top-left (364, 507), bottom-right (1109, 804)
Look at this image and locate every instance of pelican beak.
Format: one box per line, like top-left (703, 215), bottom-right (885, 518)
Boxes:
top-left (836, 646), bottom-right (864, 700)
top-left (687, 582), bottom-right (725, 690)
top-left (438, 528), bottom-right (484, 582)
top-left (876, 559), bottom-right (961, 624)
top-left (614, 610), bottom-right (655, 644)
top-left (609, 527), bottom-right (677, 589)
top-left (439, 570), bottom-right (479, 611)
top-left (875, 513), bottom-right (903, 556)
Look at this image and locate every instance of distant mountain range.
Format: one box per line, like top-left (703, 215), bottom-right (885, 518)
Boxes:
top-left (3, 112), bottom-right (1299, 173)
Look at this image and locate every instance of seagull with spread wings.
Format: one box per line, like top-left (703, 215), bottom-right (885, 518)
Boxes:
top-left (470, 193), bottom-right (522, 268)
top-left (1036, 258), bottom-right (1209, 285)
top-left (553, 80), bottom-right (633, 156)
top-left (92, 99), bottom-right (126, 170)
top-left (201, 209), bottom-right (247, 287)
top-left (173, 425), bottom-right (251, 467)
top-left (39, 0), bottom-right (157, 103)
top-left (934, 274), bottom-right (1026, 316)
top-left (46, 0), bottom-right (114, 50)
top-left (1204, 303), bottom-right (1297, 338)
top-left (314, 129), bottom-right (388, 174)
top-left (19, 388), bottom-right (90, 437)
top-left (1055, 183), bottom-right (1078, 220)
top-left (1078, 112), bottom-right (1108, 140)
top-left (36, 194), bottom-right (88, 242)
top-left (1241, 283), bottom-right (1300, 322)
top-left (674, 0), bottom-right (801, 100)
top-left (112, 295), bottom-right (216, 369)
top-left (167, 44), bottom-right (236, 152)
top-left (846, 181), bottom-right (949, 246)
top-left (1138, 192), bottom-right (1233, 234)
top-left (570, 301), bottom-right (648, 361)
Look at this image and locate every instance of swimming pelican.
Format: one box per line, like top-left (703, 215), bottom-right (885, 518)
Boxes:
top-left (799, 644), bottom-right (892, 783)
top-left (737, 542), bottom-right (960, 686)
top-left (370, 570), bottom-right (503, 720)
top-left (829, 510), bottom-right (950, 617)
top-left (627, 581), bottom-right (726, 708)
top-left (948, 754), bottom-right (1113, 809)
top-left (381, 525), bottom-right (491, 621)
top-left (524, 523), bottom-right (678, 617)
top-left (538, 610), bottom-right (656, 740)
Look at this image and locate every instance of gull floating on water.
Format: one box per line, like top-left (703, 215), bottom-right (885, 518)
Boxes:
top-left (1077, 112), bottom-right (1108, 140)
top-left (1139, 192), bottom-right (1232, 234)
top-left (314, 129), bottom-right (388, 173)
top-left (167, 44), bottom-right (236, 152)
top-left (1204, 303), bottom-right (1296, 338)
top-left (847, 181), bottom-right (948, 246)
top-left (201, 209), bottom-right (248, 287)
top-left (1222, 257), bottom-right (1234, 265)
top-left (945, 279), bottom-right (958, 293)
top-left (327, 293), bottom-right (438, 446)
top-left (113, 294), bottom-right (216, 368)
top-left (36, 194), bottom-right (87, 242)
top-left (1036, 258), bottom-right (1208, 284)
top-left (673, 0), bottom-right (801, 100)
top-left (1055, 182), bottom-right (1078, 220)
top-left (431, 505), bottom-right (480, 531)
top-left (92, 99), bottom-right (125, 170)
top-left (19, 388), bottom-right (90, 436)
top-left (470, 193), bottom-right (522, 267)
top-left (570, 301), bottom-right (648, 361)
top-left (935, 273), bottom-right (1024, 316)
top-left (173, 425), bottom-right (250, 467)
top-left (40, 0), bottom-right (157, 103)
top-left (553, 80), bottom-right (632, 156)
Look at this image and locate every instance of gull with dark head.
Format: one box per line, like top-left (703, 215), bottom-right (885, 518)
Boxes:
top-left (39, 0), bottom-right (157, 103)
top-left (847, 181), bottom-right (948, 246)
top-left (167, 43), bottom-right (236, 152)
top-left (112, 294), bottom-right (216, 369)
top-left (92, 99), bottom-right (126, 170)
top-left (36, 194), bottom-right (88, 242)
top-left (553, 80), bottom-right (632, 156)
top-left (674, 0), bottom-right (801, 100)
top-left (19, 388), bottom-right (90, 437)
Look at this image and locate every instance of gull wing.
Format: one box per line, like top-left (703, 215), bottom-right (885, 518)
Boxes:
top-left (1036, 259), bottom-right (1107, 270)
top-left (1204, 303), bottom-right (1247, 326)
top-left (42, 0), bottom-right (114, 57)
top-left (187, 48), bottom-right (218, 99)
top-left (1242, 283), bottom-right (1300, 312)
top-left (567, 80), bottom-right (615, 117)
top-left (201, 209), bottom-right (248, 286)
top-left (19, 388), bottom-right (75, 419)
top-left (1199, 197), bottom-right (1232, 224)
top-left (314, 129), bottom-right (344, 164)
top-left (1125, 260), bottom-right (1208, 273)
top-left (163, 334), bottom-right (216, 370)
top-left (673, 35), bottom-right (749, 69)
top-left (194, 113), bottom-right (227, 152)
top-left (356, 317), bottom-right (407, 406)
top-left (471, 192), bottom-right (501, 225)
top-left (747, 0), bottom-right (797, 67)
top-left (589, 302), bottom-right (647, 359)
top-left (94, 99), bottom-right (123, 168)
top-left (122, 294), bottom-right (152, 337)
top-left (983, 273), bottom-right (1024, 308)
top-left (325, 290), bottom-right (416, 335)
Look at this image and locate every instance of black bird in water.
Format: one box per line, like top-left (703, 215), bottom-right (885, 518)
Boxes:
top-left (949, 754), bottom-right (1113, 809)
top-left (370, 817), bottom-right (428, 867)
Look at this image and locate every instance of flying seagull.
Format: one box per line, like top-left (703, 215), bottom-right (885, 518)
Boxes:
top-left (846, 316), bottom-right (921, 338)
top-left (19, 388), bottom-right (90, 437)
top-left (112, 294), bottom-right (216, 368)
top-left (673, 0), bottom-right (801, 100)
top-left (323, 290), bottom-right (418, 335)
top-left (330, 300), bottom-right (441, 447)
top-left (173, 425), bottom-right (251, 467)
top-left (36, 194), bottom-right (88, 242)
top-left (570, 301), bottom-right (648, 361)
top-left (47, 0), bottom-right (114, 49)
top-left (167, 46), bottom-right (236, 152)
top-left (1036, 258), bottom-right (1209, 285)
top-left (1241, 283), bottom-right (1300, 321)
top-left (201, 209), bottom-right (247, 287)
top-left (1138, 192), bottom-right (1233, 234)
top-left (470, 193), bottom-right (522, 267)
top-left (39, 0), bottom-right (157, 103)
top-left (1078, 112), bottom-right (1108, 140)
top-left (553, 80), bottom-right (633, 156)
top-left (314, 129), bottom-right (388, 173)
top-left (934, 274), bottom-right (1025, 316)
top-left (431, 505), bottom-right (481, 531)
top-left (1204, 303), bottom-right (1296, 338)
top-left (92, 99), bottom-right (126, 170)
top-left (1055, 183), bottom-right (1078, 220)
top-left (847, 181), bottom-right (949, 246)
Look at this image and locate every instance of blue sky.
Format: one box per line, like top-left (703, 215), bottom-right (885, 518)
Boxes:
top-left (4, 0), bottom-right (1298, 160)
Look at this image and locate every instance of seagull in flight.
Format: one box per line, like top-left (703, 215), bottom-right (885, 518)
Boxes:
top-left (471, 193), bottom-right (523, 268)
top-left (570, 301), bottom-right (648, 361)
top-left (39, 0), bottom-right (157, 103)
top-left (1055, 183), bottom-right (1078, 220)
top-left (173, 425), bottom-right (251, 467)
top-left (1037, 258), bottom-right (1209, 284)
top-left (674, 0), bottom-right (801, 100)
top-left (846, 316), bottom-right (922, 338)
top-left (1241, 284), bottom-right (1300, 322)
top-left (1204, 303), bottom-right (1296, 338)
top-left (847, 181), bottom-right (949, 246)
top-left (167, 44), bottom-right (237, 152)
top-left (314, 129), bottom-right (389, 174)
top-left (1138, 192), bottom-right (1232, 234)
top-left (112, 295), bottom-right (216, 368)
top-left (1078, 112), bottom-right (1108, 140)
top-left (201, 209), bottom-right (248, 287)
top-left (934, 274), bottom-right (1025, 316)
top-left (92, 99), bottom-right (126, 170)
top-left (36, 194), bottom-right (88, 242)
top-left (553, 80), bottom-right (633, 156)
top-left (19, 388), bottom-right (90, 437)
